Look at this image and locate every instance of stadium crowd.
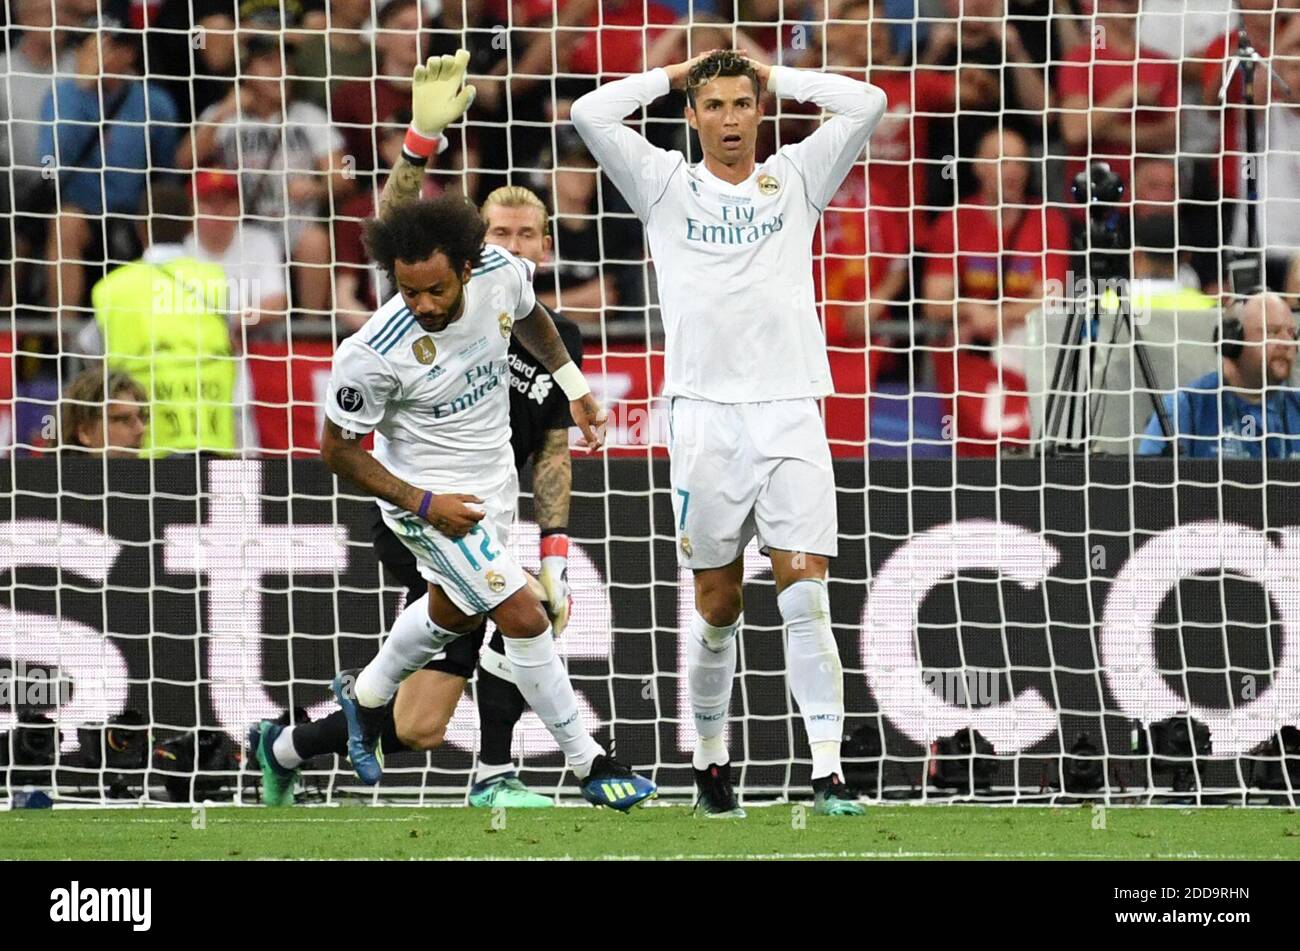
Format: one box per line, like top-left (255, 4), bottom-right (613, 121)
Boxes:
top-left (3, 0), bottom-right (1300, 456)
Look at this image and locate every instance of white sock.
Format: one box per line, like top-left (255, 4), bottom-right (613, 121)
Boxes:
top-left (272, 725), bottom-right (304, 769)
top-left (778, 578), bottom-right (845, 780)
top-left (502, 628), bottom-right (603, 778)
top-left (354, 593), bottom-right (463, 708)
top-left (475, 761), bottom-right (516, 784)
top-left (688, 612), bottom-right (740, 770)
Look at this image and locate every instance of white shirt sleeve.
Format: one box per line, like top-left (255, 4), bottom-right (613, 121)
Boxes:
top-left (571, 69), bottom-right (684, 220)
top-left (512, 254), bottom-right (537, 321)
top-left (769, 65), bottom-right (888, 213)
top-left (324, 339), bottom-right (398, 434)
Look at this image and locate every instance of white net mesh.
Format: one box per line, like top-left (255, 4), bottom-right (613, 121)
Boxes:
top-left (2, 0), bottom-right (1300, 806)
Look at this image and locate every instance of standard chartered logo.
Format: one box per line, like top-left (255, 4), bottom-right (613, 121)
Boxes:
top-left (528, 374), bottom-right (553, 404)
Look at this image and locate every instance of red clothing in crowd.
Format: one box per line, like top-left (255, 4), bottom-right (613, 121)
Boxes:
top-left (569, 1), bottom-right (677, 76)
top-left (1056, 42), bottom-right (1180, 194)
top-left (863, 69), bottom-right (955, 243)
top-left (814, 165), bottom-right (910, 348)
top-left (925, 196), bottom-right (1070, 304)
top-left (926, 196), bottom-right (1070, 457)
top-left (331, 78), bottom-right (408, 176)
top-left (1199, 29), bottom-right (1270, 199)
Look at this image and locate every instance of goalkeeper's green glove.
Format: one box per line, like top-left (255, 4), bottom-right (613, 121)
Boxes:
top-left (402, 49), bottom-right (477, 164)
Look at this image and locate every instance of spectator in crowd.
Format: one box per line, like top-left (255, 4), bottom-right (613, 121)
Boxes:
top-left (1198, 0), bottom-right (1298, 206)
top-left (140, 0), bottom-right (294, 126)
top-left (816, 168), bottom-right (911, 346)
top-left (735, 0), bottom-right (812, 63)
top-left (291, 0), bottom-right (374, 111)
top-left (566, 0), bottom-right (677, 78)
top-left (1055, 0), bottom-right (1179, 200)
top-left (1118, 214), bottom-right (1217, 312)
top-left (534, 128), bottom-right (637, 325)
top-left (83, 183), bottom-right (238, 456)
top-left (1138, 292), bottom-right (1300, 458)
top-left (1132, 155), bottom-right (1177, 219)
top-left (923, 126), bottom-right (1069, 346)
top-left (59, 364), bottom-right (148, 457)
top-left (331, 0), bottom-right (429, 179)
top-left (180, 33), bottom-right (350, 318)
top-left (921, 0), bottom-right (1047, 207)
top-left (1229, 17), bottom-right (1300, 298)
top-left (185, 170), bottom-right (289, 333)
top-left (1132, 156), bottom-right (1209, 291)
top-left (333, 107), bottom-right (442, 330)
top-left (0, 0), bottom-right (78, 304)
top-left (923, 127), bottom-right (1069, 455)
top-left (38, 18), bottom-right (179, 324)
top-left (808, 0), bottom-right (952, 249)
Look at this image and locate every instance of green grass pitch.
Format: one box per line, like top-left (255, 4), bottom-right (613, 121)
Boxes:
top-left (2, 804), bottom-right (1299, 860)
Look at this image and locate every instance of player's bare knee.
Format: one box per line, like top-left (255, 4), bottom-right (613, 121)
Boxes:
top-left (696, 583), bottom-right (743, 628)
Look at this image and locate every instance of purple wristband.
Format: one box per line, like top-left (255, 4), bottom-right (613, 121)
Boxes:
top-left (417, 491), bottom-right (434, 519)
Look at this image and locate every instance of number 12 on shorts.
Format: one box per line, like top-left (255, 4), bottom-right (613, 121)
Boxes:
top-left (675, 489), bottom-right (690, 530)
top-left (455, 525), bottom-right (499, 570)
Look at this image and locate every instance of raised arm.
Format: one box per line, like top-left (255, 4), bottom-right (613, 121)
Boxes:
top-left (570, 69), bottom-right (683, 219)
top-left (378, 51), bottom-right (475, 219)
top-left (765, 64), bottom-right (888, 212)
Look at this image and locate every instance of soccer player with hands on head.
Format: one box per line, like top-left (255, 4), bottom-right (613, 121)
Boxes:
top-left (572, 45), bottom-right (887, 817)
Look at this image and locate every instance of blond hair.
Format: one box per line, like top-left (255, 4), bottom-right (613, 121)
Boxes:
top-left (480, 185), bottom-right (550, 237)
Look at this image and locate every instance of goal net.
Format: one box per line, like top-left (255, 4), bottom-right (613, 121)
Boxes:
top-left (2, 0), bottom-right (1298, 806)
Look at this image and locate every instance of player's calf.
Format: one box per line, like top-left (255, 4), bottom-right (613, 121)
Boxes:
top-left (392, 669), bottom-right (465, 751)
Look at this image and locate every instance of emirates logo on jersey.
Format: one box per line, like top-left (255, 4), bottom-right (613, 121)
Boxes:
top-left (758, 174), bottom-right (780, 195)
top-left (498, 312), bottom-right (513, 339)
top-left (412, 335), bottom-right (437, 365)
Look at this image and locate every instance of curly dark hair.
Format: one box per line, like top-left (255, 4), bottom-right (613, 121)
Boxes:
top-left (686, 50), bottom-right (760, 107)
top-left (363, 194), bottom-right (487, 280)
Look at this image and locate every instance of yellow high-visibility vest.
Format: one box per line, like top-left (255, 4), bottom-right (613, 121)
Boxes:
top-left (92, 256), bottom-right (236, 455)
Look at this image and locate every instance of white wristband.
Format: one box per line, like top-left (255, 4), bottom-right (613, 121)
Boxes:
top-left (553, 362), bottom-right (590, 400)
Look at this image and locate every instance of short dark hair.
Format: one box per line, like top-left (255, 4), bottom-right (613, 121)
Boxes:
top-left (363, 194), bottom-right (487, 279)
top-left (686, 50), bottom-right (760, 107)
top-left (377, 0), bottom-right (422, 27)
top-left (140, 182), bottom-right (193, 246)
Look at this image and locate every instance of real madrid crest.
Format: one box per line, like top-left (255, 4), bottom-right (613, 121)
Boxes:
top-left (412, 335), bottom-right (437, 365)
top-left (680, 535), bottom-right (693, 558)
top-left (486, 570), bottom-right (507, 593)
top-left (758, 174), bottom-right (780, 196)
top-left (498, 312), bottom-right (513, 339)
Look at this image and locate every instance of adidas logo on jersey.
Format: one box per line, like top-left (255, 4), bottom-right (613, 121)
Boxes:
top-left (426, 365), bottom-right (446, 381)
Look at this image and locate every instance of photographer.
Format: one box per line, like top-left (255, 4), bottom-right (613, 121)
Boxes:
top-left (1138, 292), bottom-right (1300, 458)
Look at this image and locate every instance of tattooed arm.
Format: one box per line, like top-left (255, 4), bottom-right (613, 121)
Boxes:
top-left (378, 154), bottom-right (428, 220)
top-left (531, 428), bottom-right (573, 532)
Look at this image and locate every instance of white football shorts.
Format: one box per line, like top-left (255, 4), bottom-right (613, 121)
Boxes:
top-left (668, 397), bottom-right (839, 569)
top-left (380, 470), bottom-right (527, 616)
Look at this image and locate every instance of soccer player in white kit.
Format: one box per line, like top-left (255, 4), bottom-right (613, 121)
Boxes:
top-left (319, 53), bottom-right (655, 812)
top-left (572, 50), bottom-right (887, 816)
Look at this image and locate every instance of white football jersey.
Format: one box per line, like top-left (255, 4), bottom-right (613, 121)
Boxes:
top-left (573, 65), bottom-right (887, 403)
top-left (325, 245), bottom-right (537, 515)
